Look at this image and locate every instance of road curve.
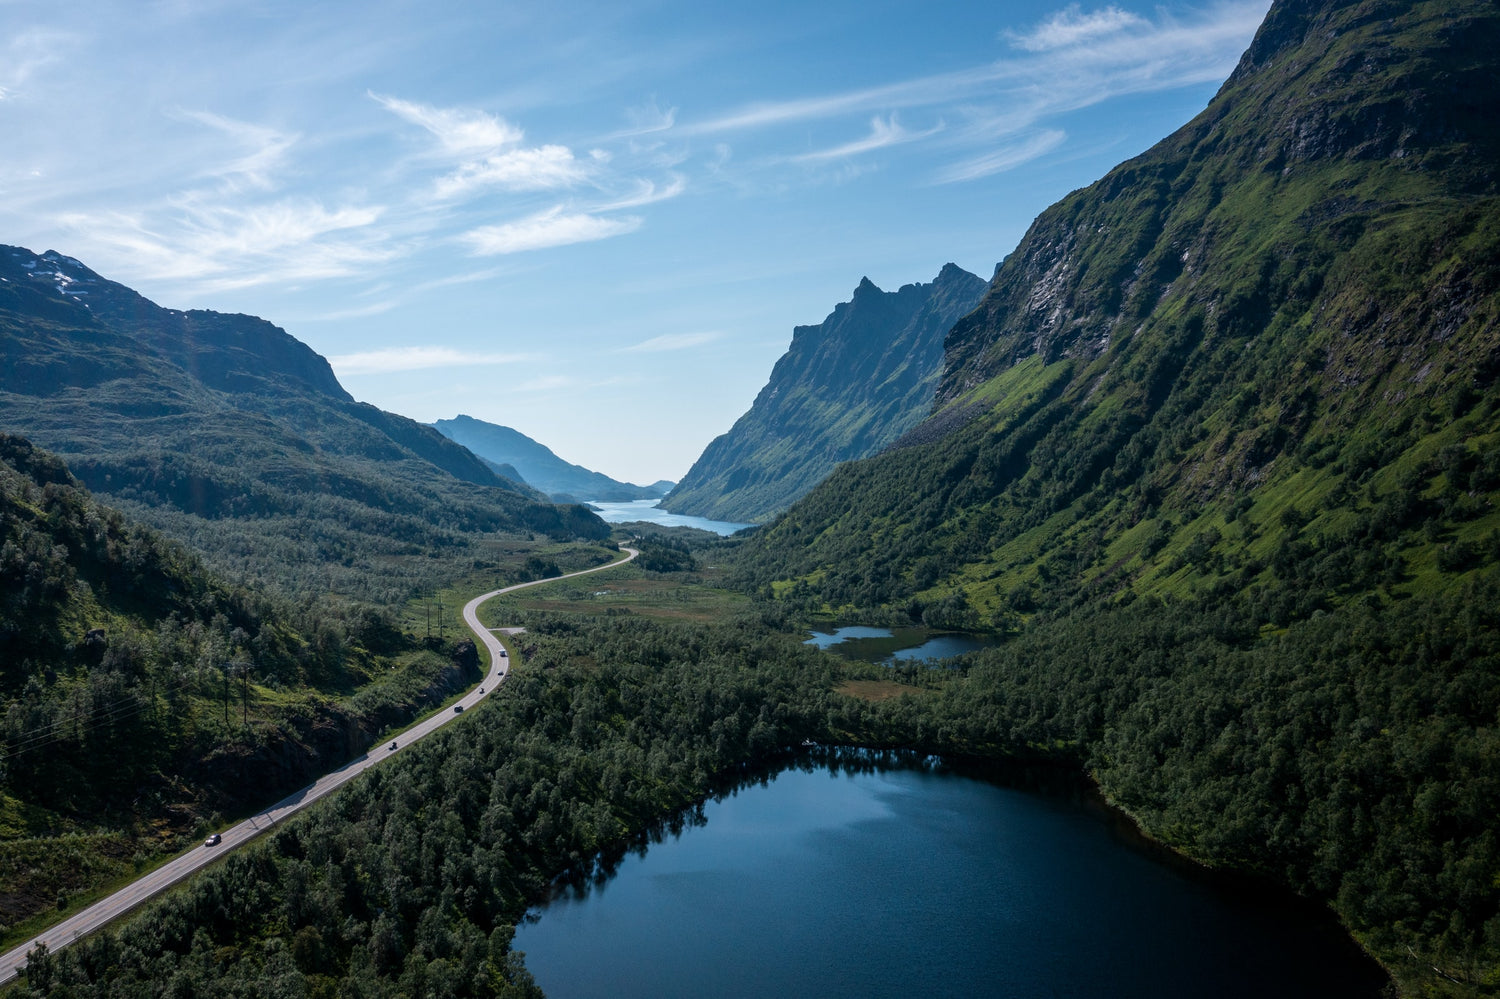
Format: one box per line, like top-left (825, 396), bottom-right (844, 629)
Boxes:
top-left (0, 545), bottom-right (639, 986)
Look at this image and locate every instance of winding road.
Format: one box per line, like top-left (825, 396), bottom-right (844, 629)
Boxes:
top-left (0, 545), bottom-right (638, 986)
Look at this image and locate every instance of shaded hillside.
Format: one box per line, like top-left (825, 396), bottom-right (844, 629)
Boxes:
top-left (734, 0), bottom-right (1500, 989)
top-left (0, 434), bottom-right (483, 934)
top-left (741, 0), bottom-right (1500, 621)
top-left (0, 248), bottom-right (607, 601)
top-left (434, 414), bottom-right (668, 502)
top-left (661, 264), bottom-right (986, 523)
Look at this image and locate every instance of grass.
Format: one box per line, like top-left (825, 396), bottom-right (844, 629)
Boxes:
top-left (477, 565), bottom-right (751, 626)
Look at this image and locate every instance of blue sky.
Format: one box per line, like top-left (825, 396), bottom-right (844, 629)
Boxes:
top-left (0, 0), bottom-right (1269, 486)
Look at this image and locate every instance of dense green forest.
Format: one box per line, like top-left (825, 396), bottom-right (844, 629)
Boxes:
top-left (0, 434), bottom-right (621, 945)
top-left (11, 551), bottom-right (1499, 996)
top-left (14, 604), bottom-right (839, 998)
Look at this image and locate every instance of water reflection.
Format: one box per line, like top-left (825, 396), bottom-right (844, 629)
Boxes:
top-left (515, 750), bottom-right (1388, 999)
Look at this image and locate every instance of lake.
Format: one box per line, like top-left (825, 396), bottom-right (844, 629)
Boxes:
top-left (586, 499), bottom-right (755, 536)
top-left (806, 625), bottom-right (999, 663)
top-left (513, 759), bottom-right (1387, 998)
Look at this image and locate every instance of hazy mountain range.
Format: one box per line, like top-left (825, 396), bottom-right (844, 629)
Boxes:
top-left (432, 414), bottom-right (672, 503)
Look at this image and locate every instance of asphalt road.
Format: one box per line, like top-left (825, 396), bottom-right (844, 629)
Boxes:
top-left (0, 545), bottom-right (638, 986)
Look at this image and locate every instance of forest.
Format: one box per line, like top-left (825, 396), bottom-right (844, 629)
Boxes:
top-left (6, 524), bottom-right (1498, 997)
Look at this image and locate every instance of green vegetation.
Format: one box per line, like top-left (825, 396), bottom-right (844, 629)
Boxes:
top-left (7, 1), bottom-right (1500, 996)
top-left (0, 436), bottom-right (491, 942)
top-left (0, 247), bottom-right (608, 607)
top-left (18, 605), bottom-right (840, 998)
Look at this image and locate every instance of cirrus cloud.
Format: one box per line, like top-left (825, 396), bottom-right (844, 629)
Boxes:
top-left (1005, 5), bottom-right (1146, 52)
top-left (460, 207), bottom-right (641, 256)
top-left (618, 331), bottom-right (723, 353)
top-left (328, 345), bottom-right (535, 376)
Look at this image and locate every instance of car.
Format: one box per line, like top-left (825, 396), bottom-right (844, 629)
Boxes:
top-left (453, 704), bottom-right (464, 713)
top-left (204, 833), bottom-right (221, 847)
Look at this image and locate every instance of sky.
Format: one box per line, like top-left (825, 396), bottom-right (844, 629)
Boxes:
top-left (0, 0), bottom-right (1270, 486)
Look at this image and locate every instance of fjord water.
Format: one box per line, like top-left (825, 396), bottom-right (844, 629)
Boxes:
top-left (513, 764), bottom-right (1385, 999)
top-left (586, 498), bottom-right (754, 536)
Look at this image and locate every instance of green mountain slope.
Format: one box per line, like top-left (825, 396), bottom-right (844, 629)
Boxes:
top-left (661, 264), bottom-right (986, 523)
top-left (0, 247), bottom-right (607, 601)
top-left (741, 0), bottom-right (1500, 621)
top-left (733, 0), bottom-right (1500, 988)
top-left (0, 434), bottom-right (485, 936)
top-left (432, 414), bottom-right (668, 502)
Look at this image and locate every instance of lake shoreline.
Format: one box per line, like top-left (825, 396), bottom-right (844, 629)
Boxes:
top-left (520, 743), bottom-right (1392, 997)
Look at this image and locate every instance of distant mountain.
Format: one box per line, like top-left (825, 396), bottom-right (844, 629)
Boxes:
top-left (433, 414), bottom-right (670, 502)
top-left (735, 0), bottom-right (1500, 989)
top-left (0, 246), bottom-right (607, 600)
top-left (661, 263), bottom-right (986, 523)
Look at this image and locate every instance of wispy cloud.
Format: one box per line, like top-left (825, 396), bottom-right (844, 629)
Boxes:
top-left (370, 92), bottom-right (522, 155)
top-left (56, 197), bottom-right (394, 291)
top-left (792, 114), bottom-right (942, 163)
top-left (174, 109), bottom-right (298, 190)
top-left (614, 98), bottom-right (678, 138)
top-left (933, 129), bottom-right (1068, 184)
top-left (1004, 5), bottom-right (1146, 52)
top-left (329, 346), bottom-right (534, 376)
top-left (618, 331), bottom-right (722, 353)
top-left (373, 92), bottom-right (591, 199)
top-left (431, 145), bottom-right (588, 199)
top-left (681, 0), bottom-right (1267, 181)
top-left (594, 175), bottom-right (686, 211)
top-left (460, 207), bottom-right (641, 256)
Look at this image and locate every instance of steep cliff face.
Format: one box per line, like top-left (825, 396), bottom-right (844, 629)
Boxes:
top-left (740, 0), bottom-right (1500, 619)
top-left (662, 263), bottom-right (986, 522)
top-left (939, 0), bottom-right (1499, 410)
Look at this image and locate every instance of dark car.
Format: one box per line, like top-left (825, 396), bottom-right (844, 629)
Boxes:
top-left (453, 704), bottom-right (464, 713)
top-left (204, 833), bottom-right (221, 847)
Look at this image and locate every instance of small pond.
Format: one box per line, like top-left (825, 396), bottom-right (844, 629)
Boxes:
top-left (804, 625), bottom-right (999, 664)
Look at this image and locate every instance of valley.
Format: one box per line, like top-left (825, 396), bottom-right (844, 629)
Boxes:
top-left (2, 0), bottom-right (1500, 995)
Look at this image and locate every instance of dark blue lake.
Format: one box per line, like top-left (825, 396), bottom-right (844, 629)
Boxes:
top-left (512, 761), bottom-right (1386, 998)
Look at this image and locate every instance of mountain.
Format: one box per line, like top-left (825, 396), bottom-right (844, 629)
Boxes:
top-left (433, 414), bottom-right (670, 502)
top-left (0, 432), bottom-right (484, 933)
top-left (0, 246), bottom-right (607, 601)
top-left (660, 264), bottom-right (987, 523)
top-left (735, 0), bottom-right (1500, 987)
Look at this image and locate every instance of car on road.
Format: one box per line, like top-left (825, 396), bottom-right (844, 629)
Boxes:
top-left (453, 704), bottom-right (464, 713)
top-left (204, 833), bottom-right (221, 847)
